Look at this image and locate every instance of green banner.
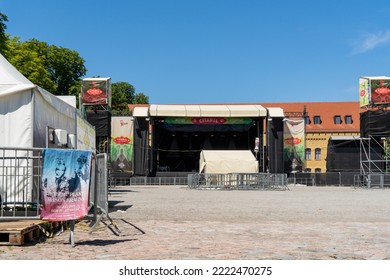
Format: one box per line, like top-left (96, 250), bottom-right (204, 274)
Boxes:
top-left (165, 117), bottom-right (253, 125)
top-left (110, 117), bottom-right (133, 174)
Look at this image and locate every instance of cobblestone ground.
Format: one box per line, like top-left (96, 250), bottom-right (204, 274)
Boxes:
top-left (1, 185), bottom-right (389, 260)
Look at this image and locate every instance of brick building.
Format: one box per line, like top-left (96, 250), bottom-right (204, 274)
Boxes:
top-left (262, 101), bottom-right (360, 173)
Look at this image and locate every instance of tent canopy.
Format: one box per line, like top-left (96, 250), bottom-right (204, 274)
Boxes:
top-left (0, 54), bottom-right (35, 96)
top-left (199, 150), bottom-right (259, 174)
top-left (0, 53), bottom-right (76, 148)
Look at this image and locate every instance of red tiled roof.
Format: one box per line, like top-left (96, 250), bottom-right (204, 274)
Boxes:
top-left (261, 101), bottom-right (360, 132)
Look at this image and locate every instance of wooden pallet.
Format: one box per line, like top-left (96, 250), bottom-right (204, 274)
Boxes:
top-left (0, 220), bottom-right (44, 245)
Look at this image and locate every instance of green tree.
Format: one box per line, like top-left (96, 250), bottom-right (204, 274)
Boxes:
top-left (134, 92), bottom-right (149, 104)
top-left (68, 80), bottom-right (82, 107)
top-left (111, 82), bottom-right (135, 115)
top-left (47, 45), bottom-right (86, 95)
top-left (5, 37), bottom-right (57, 92)
top-left (0, 12), bottom-right (8, 53)
top-left (110, 82), bottom-right (150, 115)
top-left (4, 37), bottom-right (86, 95)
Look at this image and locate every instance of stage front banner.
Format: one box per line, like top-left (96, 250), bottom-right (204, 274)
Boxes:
top-left (40, 149), bottom-right (92, 221)
top-left (110, 116), bottom-right (134, 174)
top-left (283, 118), bottom-right (305, 173)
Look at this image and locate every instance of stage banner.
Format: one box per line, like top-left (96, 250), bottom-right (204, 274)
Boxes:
top-left (165, 117), bottom-right (253, 125)
top-left (369, 78), bottom-right (390, 105)
top-left (76, 111), bottom-right (96, 151)
top-left (283, 118), bottom-right (305, 173)
top-left (40, 149), bottom-right (92, 221)
top-left (81, 78), bottom-right (111, 106)
top-left (359, 77), bottom-right (370, 107)
top-left (110, 116), bottom-right (134, 174)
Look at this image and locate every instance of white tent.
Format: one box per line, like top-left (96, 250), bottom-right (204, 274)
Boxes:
top-left (0, 54), bottom-right (78, 204)
top-left (0, 53), bottom-right (76, 148)
top-left (199, 150), bottom-right (259, 174)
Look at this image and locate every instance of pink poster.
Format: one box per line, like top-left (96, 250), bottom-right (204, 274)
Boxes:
top-left (40, 149), bottom-right (92, 221)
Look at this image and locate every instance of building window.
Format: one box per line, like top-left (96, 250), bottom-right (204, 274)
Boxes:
top-left (315, 148), bottom-right (321, 160)
top-left (313, 116), bottom-right (321, 124)
top-left (304, 116), bottom-right (310, 124)
top-left (305, 148), bottom-right (311, 160)
top-left (305, 168), bottom-right (311, 173)
top-left (345, 115), bottom-right (352, 124)
top-left (315, 168), bottom-right (321, 173)
top-left (334, 115), bottom-right (341, 124)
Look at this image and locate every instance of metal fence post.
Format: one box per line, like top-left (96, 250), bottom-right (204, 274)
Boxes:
top-left (339, 172), bottom-right (341, 187)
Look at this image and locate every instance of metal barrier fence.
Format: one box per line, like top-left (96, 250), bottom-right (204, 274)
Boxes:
top-left (109, 176), bottom-right (189, 186)
top-left (108, 171), bottom-right (390, 188)
top-left (0, 147), bottom-right (108, 221)
top-left (90, 153), bottom-right (108, 217)
top-left (288, 172), bottom-right (359, 187)
top-left (187, 173), bottom-right (289, 190)
top-left (354, 173), bottom-right (390, 188)
top-left (0, 147), bottom-right (42, 219)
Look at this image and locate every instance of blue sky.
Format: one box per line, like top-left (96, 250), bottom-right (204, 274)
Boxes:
top-left (2, 0), bottom-right (390, 104)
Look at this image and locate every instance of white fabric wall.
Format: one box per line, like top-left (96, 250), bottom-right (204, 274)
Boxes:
top-left (33, 88), bottom-right (76, 147)
top-left (0, 89), bottom-right (33, 148)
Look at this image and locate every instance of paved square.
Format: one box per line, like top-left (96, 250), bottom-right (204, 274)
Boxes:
top-left (1, 185), bottom-right (389, 260)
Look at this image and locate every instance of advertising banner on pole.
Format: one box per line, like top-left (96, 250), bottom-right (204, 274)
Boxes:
top-left (359, 77), bottom-right (370, 107)
top-left (81, 78), bottom-right (111, 106)
top-left (40, 149), bottom-right (92, 221)
top-left (369, 78), bottom-right (390, 105)
top-left (360, 76), bottom-right (390, 107)
top-left (283, 119), bottom-right (305, 173)
top-left (110, 116), bottom-right (134, 174)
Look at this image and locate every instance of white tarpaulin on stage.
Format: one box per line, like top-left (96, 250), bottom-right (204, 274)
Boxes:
top-left (199, 150), bottom-right (259, 174)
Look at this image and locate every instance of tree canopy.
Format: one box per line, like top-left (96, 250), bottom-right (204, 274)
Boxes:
top-left (1, 11), bottom-right (149, 113)
top-left (5, 37), bottom-right (58, 92)
top-left (0, 12), bottom-right (7, 53)
top-left (134, 92), bottom-right (149, 104)
top-left (111, 82), bottom-right (149, 115)
top-left (4, 38), bottom-right (87, 95)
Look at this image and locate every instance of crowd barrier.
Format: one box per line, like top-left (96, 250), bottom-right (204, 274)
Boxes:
top-left (0, 147), bottom-right (108, 222)
top-left (187, 173), bottom-right (289, 190)
top-left (353, 173), bottom-right (390, 188)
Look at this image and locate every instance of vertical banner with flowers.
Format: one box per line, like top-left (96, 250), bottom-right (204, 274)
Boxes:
top-left (283, 119), bottom-right (305, 173)
top-left (359, 77), bottom-right (370, 107)
top-left (110, 116), bottom-right (134, 174)
top-left (40, 149), bottom-right (92, 221)
top-left (370, 78), bottom-right (390, 105)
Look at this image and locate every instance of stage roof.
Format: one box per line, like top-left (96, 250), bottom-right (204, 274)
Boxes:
top-left (149, 104), bottom-right (267, 117)
top-left (133, 106), bottom-right (149, 117)
top-left (267, 107), bottom-right (284, 117)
